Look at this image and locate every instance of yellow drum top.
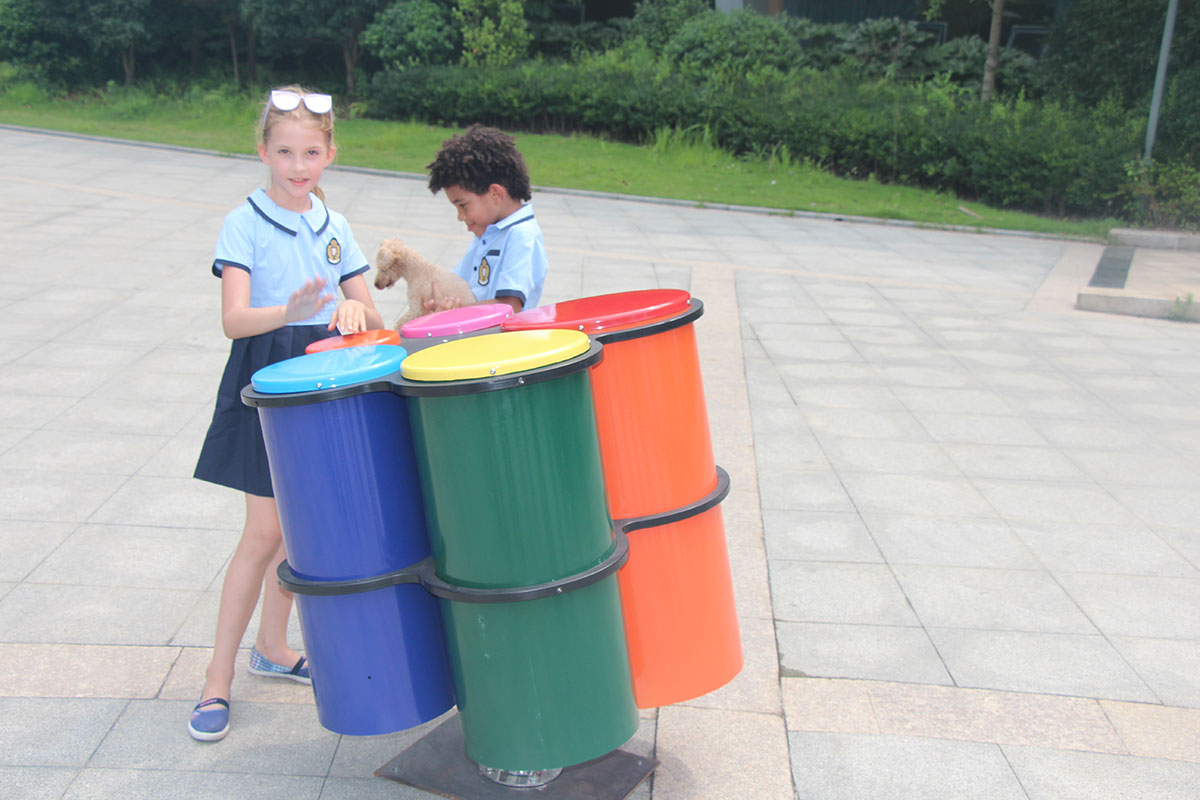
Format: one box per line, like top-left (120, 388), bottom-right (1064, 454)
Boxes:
top-left (400, 329), bottom-right (591, 382)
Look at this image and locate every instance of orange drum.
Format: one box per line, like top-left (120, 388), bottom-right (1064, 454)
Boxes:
top-left (503, 290), bottom-right (714, 519)
top-left (616, 470), bottom-right (740, 708)
top-left (504, 290), bottom-right (741, 708)
top-left (305, 328), bottom-right (400, 354)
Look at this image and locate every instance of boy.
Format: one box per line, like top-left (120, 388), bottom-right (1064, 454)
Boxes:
top-left (425, 125), bottom-right (547, 314)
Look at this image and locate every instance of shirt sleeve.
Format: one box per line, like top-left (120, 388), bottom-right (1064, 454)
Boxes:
top-left (494, 226), bottom-right (543, 306)
top-left (211, 206), bottom-right (254, 277)
top-left (336, 223), bottom-right (370, 282)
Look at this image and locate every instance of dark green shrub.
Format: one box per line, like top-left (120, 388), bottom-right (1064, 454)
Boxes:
top-left (366, 50), bottom-right (1145, 219)
top-left (1153, 64), bottom-right (1200, 162)
top-left (663, 9), bottom-right (803, 78)
top-left (840, 17), bottom-right (933, 78)
top-left (529, 20), bottom-right (628, 60)
top-left (625, 0), bottom-right (711, 51)
top-left (924, 35), bottom-right (1044, 96)
top-left (1125, 158), bottom-right (1200, 230)
top-left (362, 0), bottom-right (460, 69)
top-left (1046, 0), bottom-right (1199, 107)
top-left (780, 17), bottom-right (854, 70)
top-left (1045, 0), bottom-right (1199, 161)
top-left (0, 0), bottom-right (105, 87)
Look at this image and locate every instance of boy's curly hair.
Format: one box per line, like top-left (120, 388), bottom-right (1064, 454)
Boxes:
top-left (427, 124), bottom-right (532, 201)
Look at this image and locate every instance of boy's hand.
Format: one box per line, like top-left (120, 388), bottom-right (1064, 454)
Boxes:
top-left (286, 277), bottom-right (334, 323)
top-left (423, 280), bottom-right (463, 314)
top-left (329, 299), bottom-right (367, 334)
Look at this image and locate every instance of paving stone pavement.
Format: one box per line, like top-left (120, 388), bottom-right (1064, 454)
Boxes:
top-left (1, 125), bottom-right (1199, 799)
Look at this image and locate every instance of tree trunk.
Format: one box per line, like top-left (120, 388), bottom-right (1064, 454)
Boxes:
top-left (982, 0), bottom-right (1005, 102)
top-left (246, 27), bottom-right (257, 85)
top-left (226, 17), bottom-right (238, 87)
top-left (343, 36), bottom-right (358, 97)
top-left (122, 44), bottom-right (136, 85)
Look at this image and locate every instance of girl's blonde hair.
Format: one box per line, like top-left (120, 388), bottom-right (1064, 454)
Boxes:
top-left (258, 84), bottom-right (335, 203)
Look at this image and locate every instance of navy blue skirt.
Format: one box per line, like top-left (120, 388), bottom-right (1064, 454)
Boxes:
top-left (194, 325), bottom-right (335, 497)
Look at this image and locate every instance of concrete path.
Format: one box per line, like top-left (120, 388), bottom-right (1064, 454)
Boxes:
top-left (1, 126), bottom-right (1198, 799)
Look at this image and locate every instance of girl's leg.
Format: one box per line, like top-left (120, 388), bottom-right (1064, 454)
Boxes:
top-left (254, 538), bottom-right (302, 667)
top-left (199, 493), bottom-right (297, 702)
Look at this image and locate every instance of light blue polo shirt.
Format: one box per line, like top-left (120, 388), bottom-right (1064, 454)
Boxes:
top-left (211, 188), bottom-right (369, 326)
top-left (453, 202), bottom-right (547, 311)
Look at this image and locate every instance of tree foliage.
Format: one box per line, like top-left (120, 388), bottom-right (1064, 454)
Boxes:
top-left (241, 0), bottom-right (388, 94)
top-left (362, 0), bottom-right (460, 69)
top-left (625, 0), bottom-right (710, 50)
top-left (0, 0), bottom-right (87, 86)
top-left (1045, 0), bottom-right (1199, 160)
top-left (85, 0), bottom-right (153, 84)
top-left (453, 0), bottom-right (532, 67)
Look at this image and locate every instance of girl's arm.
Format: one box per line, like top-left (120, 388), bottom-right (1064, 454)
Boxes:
top-left (329, 274), bottom-right (384, 333)
top-left (220, 268), bottom-right (333, 339)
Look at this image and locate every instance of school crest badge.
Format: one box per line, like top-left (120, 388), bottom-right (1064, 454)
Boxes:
top-left (478, 256), bottom-right (491, 285)
top-left (326, 238), bottom-right (342, 265)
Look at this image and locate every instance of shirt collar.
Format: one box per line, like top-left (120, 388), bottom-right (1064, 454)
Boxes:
top-left (247, 187), bottom-right (330, 237)
top-left (493, 202), bottom-right (534, 231)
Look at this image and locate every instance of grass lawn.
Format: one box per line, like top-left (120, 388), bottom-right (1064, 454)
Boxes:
top-left (0, 83), bottom-right (1121, 240)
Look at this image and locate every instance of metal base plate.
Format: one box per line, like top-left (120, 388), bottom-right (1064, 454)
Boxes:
top-left (376, 713), bottom-right (657, 799)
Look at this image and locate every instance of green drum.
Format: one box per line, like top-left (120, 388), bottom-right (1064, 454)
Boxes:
top-left (397, 329), bottom-right (638, 772)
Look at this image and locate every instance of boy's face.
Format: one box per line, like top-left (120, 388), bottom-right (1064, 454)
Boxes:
top-left (445, 184), bottom-right (509, 238)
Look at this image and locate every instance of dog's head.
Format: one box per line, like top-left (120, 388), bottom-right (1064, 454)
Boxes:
top-left (374, 238), bottom-right (408, 289)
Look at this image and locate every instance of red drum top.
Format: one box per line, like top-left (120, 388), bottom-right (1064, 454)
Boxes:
top-left (305, 329), bottom-right (401, 354)
top-left (502, 289), bottom-right (691, 335)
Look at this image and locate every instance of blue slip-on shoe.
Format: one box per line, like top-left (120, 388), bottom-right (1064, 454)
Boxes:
top-left (247, 647), bottom-right (312, 685)
top-left (188, 697), bottom-right (229, 742)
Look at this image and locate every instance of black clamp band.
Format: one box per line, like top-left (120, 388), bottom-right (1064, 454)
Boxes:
top-left (613, 465), bottom-right (730, 535)
top-left (278, 528), bottom-right (629, 604)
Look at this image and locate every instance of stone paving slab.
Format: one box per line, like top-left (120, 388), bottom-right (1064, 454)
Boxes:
top-left (1, 126), bottom-right (1199, 799)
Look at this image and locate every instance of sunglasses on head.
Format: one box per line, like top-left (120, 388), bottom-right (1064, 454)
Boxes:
top-left (269, 90), bottom-right (333, 115)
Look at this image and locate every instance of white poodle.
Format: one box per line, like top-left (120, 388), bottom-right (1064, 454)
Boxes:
top-left (373, 238), bottom-right (476, 329)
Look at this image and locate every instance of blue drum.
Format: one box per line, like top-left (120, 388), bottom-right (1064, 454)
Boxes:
top-left (244, 345), bottom-right (455, 735)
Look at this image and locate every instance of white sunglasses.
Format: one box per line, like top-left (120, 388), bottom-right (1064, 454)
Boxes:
top-left (269, 90), bottom-right (333, 115)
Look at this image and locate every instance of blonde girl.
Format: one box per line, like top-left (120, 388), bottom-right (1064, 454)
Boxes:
top-left (189, 86), bottom-right (383, 741)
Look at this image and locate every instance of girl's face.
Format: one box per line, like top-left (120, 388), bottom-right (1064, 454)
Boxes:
top-left (257, 119), bottom-right (335, 213)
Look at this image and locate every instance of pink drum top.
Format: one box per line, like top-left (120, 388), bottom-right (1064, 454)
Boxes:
top-left (400, 303), bottom-right (514, 339)
top-left (502, 289), bottom-right (691, 335)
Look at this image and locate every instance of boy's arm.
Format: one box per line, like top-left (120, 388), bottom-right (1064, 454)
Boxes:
top-left (493, 225), bottom-right (546, 313)
top-left (491, 296), bottom-right (523, 313)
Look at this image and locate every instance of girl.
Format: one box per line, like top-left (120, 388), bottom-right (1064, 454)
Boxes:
top-left (189, 86), bottom-right (383, 742)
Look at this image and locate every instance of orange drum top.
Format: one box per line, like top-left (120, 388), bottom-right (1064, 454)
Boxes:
top-left (305, 328), bottom-right (400, 354)
top-left (502, 289), bottom-right (691, 336)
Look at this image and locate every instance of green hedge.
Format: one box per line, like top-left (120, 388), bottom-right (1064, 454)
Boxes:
top-left (367, 55), bottom-right (1143, 219)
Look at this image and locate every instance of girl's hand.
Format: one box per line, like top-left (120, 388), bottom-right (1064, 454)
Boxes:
top-left (286, 278), bottom-right (334, 324)
top-left (329, 299), bottom-right (367, 334)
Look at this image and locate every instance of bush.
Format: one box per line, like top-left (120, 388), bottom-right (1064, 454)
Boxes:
top-left (839, 17), bottom-right (933, 79)
top-left (1125, 158), bottom-right (1200, 230)
top-left (453, 0), bottom-right (532, 67)
top-left (663, 10), bottom-right (803, 78)
top-left (362, 0), bottom-right (460, 69)
top-left (625, 0), bottom-right (711, 51)
top-left (366, 54), bottom-right (1144, 218)
top-left (529, 20), bottom-right (627, 60)
top-left (780, 17), bottom-right (853, 70)
top-left (1046, 0), bottom-right (1199, 160)
top-left (924, 35), bottom-right (1044, 97)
